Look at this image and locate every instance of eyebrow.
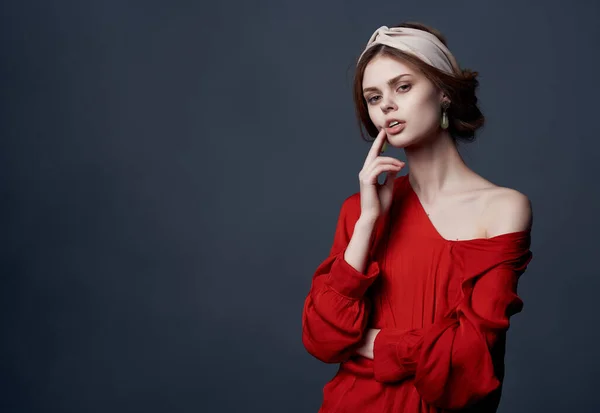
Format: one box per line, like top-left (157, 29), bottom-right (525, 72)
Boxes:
top-left (362, 74), bottom-right (412, 94)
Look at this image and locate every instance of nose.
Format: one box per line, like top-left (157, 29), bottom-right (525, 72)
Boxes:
top-left (380, 95), bottom-right (397, 113)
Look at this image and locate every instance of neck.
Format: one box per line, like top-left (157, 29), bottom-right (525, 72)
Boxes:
top-left (404, 130), bottom-right (471, 203)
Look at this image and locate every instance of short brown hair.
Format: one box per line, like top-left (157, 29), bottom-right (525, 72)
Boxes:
top-left (352, 22), bottom-right (484, 144)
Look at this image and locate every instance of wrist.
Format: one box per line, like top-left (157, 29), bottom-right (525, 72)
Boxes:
top-left (357, 214), bottom-right (378, 228)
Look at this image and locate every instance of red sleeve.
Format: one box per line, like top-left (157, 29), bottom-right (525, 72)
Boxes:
top-left (301, 194), bottom-right (381, 364)
top-left (372, 242), bottom-right (532, 409)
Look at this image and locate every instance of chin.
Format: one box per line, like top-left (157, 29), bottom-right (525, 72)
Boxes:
top-left (388, 133), bottom-right (418, 149)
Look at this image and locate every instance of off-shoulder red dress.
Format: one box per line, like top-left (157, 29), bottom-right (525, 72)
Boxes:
top-left (302, 174), bottom-right (533, 412)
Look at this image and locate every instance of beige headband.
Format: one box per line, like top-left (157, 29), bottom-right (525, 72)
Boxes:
top-left (357, 26), bottom-right (461, 75)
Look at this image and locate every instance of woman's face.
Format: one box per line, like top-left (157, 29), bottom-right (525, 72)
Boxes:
top-left (362, 55), bottom-right (444, 148)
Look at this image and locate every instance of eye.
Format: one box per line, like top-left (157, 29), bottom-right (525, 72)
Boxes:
top-left (365, 84), bottom-right (411, 104)
top-left (366, 95), bottom-right (381, 104)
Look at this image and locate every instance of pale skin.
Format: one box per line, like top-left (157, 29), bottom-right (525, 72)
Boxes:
top-left (348, 55), bottom-right (533, 360)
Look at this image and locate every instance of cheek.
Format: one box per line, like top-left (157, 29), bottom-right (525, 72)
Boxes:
top-left (406, 96), bottom-right (440, 130)
top-left (367, 107), bottom-right (381, 127)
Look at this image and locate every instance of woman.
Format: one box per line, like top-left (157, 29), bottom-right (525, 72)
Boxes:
top-left (301, 22), bottom-right (533, 412)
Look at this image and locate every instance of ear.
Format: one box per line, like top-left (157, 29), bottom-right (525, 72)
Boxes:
top-left (439, 91), bottom-right (450, 104)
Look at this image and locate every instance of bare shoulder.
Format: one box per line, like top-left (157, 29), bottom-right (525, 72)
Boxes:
top-left (480, 185), bottom-right (533, 238)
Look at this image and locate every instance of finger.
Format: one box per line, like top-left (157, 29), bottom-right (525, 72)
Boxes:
top-left (363, 128), bottom-right (387, 168)
top-left (364, 163), bottom-right (398, 182)
top-left (364, 158), bottom-right (404, 176)
top-left (366, 164), bottom-right (403, 184)
top-left (383, 168), bottom-right (401, 186)
top-left (383, 164), bottom-right (403, 184)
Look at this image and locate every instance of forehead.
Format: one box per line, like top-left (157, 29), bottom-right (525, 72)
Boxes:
top-left (362, 56), bottom-right (417, 87)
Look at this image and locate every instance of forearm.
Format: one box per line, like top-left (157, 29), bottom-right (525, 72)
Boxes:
top-left (343, 215), bottom-right (377, 274)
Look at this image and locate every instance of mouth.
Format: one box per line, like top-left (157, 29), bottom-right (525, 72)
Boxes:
top-left (385, 121), bottom-right (406, 135)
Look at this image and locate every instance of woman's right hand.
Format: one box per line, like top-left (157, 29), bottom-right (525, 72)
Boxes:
top-left (358, 128), bottom-right (405, 221)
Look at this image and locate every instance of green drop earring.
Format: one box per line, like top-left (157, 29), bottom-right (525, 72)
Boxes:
top-left (441, 100), bottom-right (450, 129)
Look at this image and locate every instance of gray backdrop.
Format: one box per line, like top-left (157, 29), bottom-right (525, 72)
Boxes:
top-left (2, 0), bottom-right (599, 412)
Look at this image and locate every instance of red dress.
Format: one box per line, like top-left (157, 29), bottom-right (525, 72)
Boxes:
top-left (302, 174), bottom-right (533, 412)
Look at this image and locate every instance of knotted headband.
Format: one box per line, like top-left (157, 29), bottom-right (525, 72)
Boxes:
top-left (357, 26), bottom-right (461, 75)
